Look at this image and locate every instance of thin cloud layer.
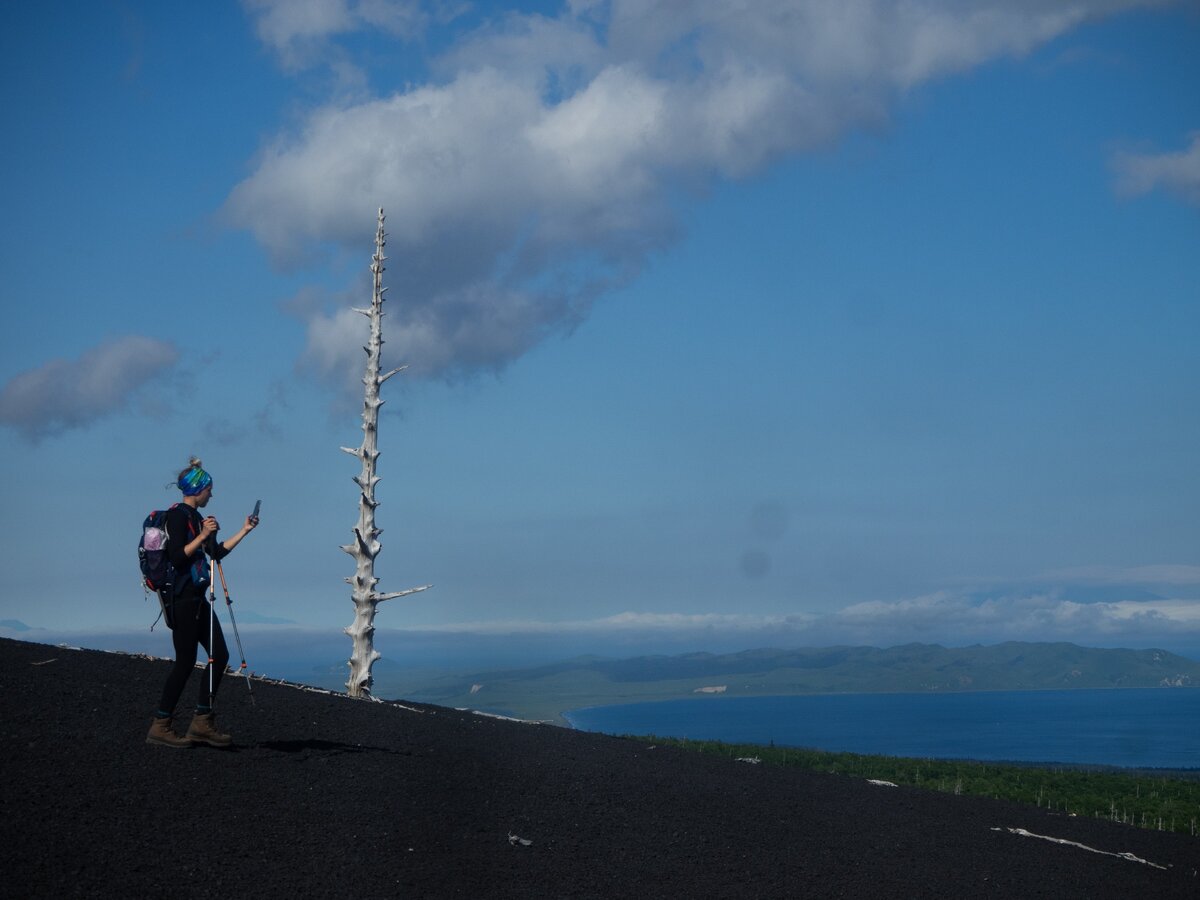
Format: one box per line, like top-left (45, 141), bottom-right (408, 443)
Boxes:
top-left (409, 590), bottom-right (1200, 651)
top-left (1037, 564), bottom-right (1200, 586)
top-left (0, 336), bottom-right (181, 441)
top-left (229, 0), bottom-right (1166, 383)
top-left (1113, 132), bottom-right (1200, 206)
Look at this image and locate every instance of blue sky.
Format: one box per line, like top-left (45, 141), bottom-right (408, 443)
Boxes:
top-left (2, 1), bottom-right (1198, 666)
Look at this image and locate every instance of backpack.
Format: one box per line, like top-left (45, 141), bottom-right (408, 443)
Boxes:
top-left (139, 505), bottom-right (195, 629)
top-left (138, 507), bottom-right (177, 594)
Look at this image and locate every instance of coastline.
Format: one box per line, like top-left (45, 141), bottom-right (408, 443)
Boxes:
top-left (560, 688), bottom-right (1200, 770)
top-left (551, 681), bottom-right (1200, 739)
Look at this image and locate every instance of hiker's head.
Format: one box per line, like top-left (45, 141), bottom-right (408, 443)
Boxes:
top-left (177, 457), bottom-right (213, 503)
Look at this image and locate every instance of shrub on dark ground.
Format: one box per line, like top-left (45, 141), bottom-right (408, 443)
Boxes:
top-left (2, 637), bottom-right (1197, 898)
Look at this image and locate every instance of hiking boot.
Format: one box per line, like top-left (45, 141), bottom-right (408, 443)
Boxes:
top-left (186, 711), bottom-right (232, 748)
top-left (146, 716), bottom-right (193, 749)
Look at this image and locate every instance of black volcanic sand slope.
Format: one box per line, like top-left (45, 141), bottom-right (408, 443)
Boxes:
top-left (2, 637), bottom-right (1196, 899)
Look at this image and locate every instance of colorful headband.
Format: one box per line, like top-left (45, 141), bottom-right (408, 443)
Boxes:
top-left (178, 466), bottom-right (213, 496)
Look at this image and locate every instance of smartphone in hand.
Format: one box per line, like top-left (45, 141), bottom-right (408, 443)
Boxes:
top-left (251, 499), bottom-right (261, 524)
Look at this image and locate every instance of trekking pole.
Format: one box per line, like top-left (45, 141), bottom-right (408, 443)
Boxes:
top-left (216, 559), bottom-right (255, 706)
top-left (208, 556), bottom-right (216, 701)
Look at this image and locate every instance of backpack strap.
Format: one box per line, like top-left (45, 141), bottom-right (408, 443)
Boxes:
top-left (183, 505), bottom-right (206, 587)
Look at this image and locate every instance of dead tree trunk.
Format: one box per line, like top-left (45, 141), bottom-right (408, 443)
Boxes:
top-left (340, 207), bottom-right (430, 698)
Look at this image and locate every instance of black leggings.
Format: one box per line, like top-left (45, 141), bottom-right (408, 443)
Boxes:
top-left (156, 590), bottom-right (230, 715)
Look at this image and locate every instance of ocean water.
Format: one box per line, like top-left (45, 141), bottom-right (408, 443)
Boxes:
top-left (564, 689), bottom-right (1200, 769)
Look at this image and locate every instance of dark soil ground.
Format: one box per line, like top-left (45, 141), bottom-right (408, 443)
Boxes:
top-left (2, 636), bottom-right (1197, 898)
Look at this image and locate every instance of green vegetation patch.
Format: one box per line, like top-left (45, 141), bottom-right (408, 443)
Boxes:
top-left (636, 735), bottom-right (1200, 837)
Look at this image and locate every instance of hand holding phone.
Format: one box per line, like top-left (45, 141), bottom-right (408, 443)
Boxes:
top-left (249, 499), bottom-right (261, 526)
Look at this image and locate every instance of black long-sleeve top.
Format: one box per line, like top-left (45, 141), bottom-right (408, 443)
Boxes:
top-left (166, 504), bottom-right (231, 596)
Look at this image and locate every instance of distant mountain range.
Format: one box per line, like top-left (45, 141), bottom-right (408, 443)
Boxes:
top-left (375, 642), bottom-right (1200, 723)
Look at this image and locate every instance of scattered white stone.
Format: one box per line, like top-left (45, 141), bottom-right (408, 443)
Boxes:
top-left (992, 827), bottom-right (1167, 870)
top-left (868, 779), bottom-right (899, 788)
top-left (468, 709), bottom-right (543, 725)
top-left (389, 702), bottom-right (426, 714)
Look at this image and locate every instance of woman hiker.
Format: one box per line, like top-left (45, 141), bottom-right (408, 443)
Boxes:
top-left (146, 457), bottom-right (258, 748)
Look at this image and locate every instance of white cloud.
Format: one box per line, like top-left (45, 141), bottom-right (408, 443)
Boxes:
top-left (821, 590), bottom-right (1200, 645)
top-left (1113, 132), bottom-right (1200, 206)
top-left (242, 0), bottom-right (430, 69)
top-left (245, 0), bottom-right (355, 46)
top-left (302, 306), bottom-right (372, 385)
top-left (1107, 599), bottom-right (1200, 623)
top-left (0, 336), bottom-right (181, 441)
top-left (231, 0), bottom-right (1167, 383)
top-left (420, 610), bottom-right (820, 635)
top-left (355, 0), bottom-right (431, 37)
